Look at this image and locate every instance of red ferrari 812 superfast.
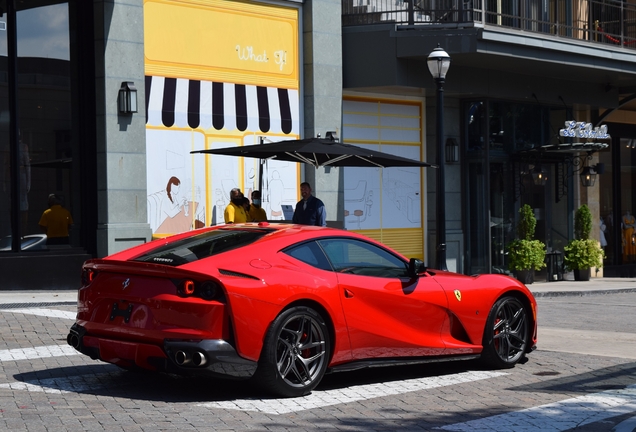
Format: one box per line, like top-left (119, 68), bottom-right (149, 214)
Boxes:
top-left (68, 223), bottom-right (537, 397)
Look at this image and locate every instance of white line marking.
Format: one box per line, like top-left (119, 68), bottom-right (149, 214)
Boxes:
top-left (0, 308), bottom-right (76, 320)
top-left (0, 345), bottom-right (79, 362)
top-left (197, 370), bottom-right (508, 414)
top-left (0, 372), bottom-right (116, 394)
top-left (439, 384), bottom-right (636, 431)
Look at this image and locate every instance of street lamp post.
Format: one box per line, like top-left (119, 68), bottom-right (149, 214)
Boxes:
top-left (427, 45), bottom-right (451, 271)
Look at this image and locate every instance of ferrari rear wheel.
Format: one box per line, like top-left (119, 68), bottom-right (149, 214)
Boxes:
top-left (481, 296), bottom-right (528, 368)
top-left (254, 306), bottom-right (330, 398)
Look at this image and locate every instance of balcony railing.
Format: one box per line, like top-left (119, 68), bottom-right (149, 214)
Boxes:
top-left (342, 0), bottom-right (636, 50)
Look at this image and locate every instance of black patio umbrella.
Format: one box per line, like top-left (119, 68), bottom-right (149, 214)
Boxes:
top-left (191, 136), bottom-right (435, 169)
top-left (192, 136), bottom-right (434, 207)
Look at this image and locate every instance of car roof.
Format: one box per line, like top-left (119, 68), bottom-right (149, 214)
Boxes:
top-left (107, 223), bottom-right (373, 262)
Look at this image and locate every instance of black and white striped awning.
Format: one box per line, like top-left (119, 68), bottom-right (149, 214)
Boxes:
top-left (145, 76), bottom-right (299, 135)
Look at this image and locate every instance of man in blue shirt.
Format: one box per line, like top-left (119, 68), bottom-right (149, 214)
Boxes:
top-left (292, 182), bottom-right (326, 226)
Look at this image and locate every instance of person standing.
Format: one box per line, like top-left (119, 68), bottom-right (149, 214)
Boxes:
top-left (224, 188), bottom-right (247, 224)
top-left (292, 182), bottom-right (326, 226)
top-left (249, 190), bottom-right (267, 222)
top-left (38, 194), bottom-right (73, 245)
top-left (622, 210), bottom-right (636, 262)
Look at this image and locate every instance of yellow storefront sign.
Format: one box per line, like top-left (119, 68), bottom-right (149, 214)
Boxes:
top-left (144, 0), bottom-right (298, 88)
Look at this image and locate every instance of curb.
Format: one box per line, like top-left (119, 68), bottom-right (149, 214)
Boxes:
top-left (531, 287), bottom-right (636, 298)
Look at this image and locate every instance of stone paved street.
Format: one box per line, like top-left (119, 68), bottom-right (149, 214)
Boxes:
top-left (0, 286), bottom-right (634, 431)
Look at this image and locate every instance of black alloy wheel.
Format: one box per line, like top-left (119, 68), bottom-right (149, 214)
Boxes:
top-left (254, 306), bottom-right (330, 397)
top-left (481, 296), bottom-right (528, 368)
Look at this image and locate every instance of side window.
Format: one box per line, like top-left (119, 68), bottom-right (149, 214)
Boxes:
top-left (317, 238), bottom-right (409, 278)
top-left (283, 241), bottom-right (333, 271)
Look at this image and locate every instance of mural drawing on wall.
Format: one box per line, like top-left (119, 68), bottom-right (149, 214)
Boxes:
top-left (144, 0), bottom-right (300, 237)
top-left (343, 101), bottom-right (423, 231)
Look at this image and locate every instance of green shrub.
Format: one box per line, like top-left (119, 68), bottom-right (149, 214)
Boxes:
top-left (564, 205), bottom-right (604, 272)
top-left (574, 204), bottom-right (592, 240)
top-left (517, 204), bottom-right (537, 240)
top-left (507, 205), bottom-right (546, 271)
top-left (508, 239), bottom-right (547, 271)
top-left (563, 239), bottom-right (604, 271)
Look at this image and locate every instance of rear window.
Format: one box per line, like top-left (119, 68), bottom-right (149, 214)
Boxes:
top-left (133, 228), bottom-right (271, 266)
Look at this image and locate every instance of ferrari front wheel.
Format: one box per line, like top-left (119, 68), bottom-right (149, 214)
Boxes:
top-left (481, 296), bottom-right (528, 368)
top-left (254, 306), bottom-right (330, 397)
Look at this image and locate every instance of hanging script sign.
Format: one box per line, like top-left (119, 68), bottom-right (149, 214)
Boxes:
top-left (559, 121), bottom-right (611, 140)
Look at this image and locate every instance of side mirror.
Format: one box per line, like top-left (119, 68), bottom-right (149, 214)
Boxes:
top-left (408, 258), bottom-right (427, 278)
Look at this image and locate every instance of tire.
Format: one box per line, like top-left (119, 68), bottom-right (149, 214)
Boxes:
top-left (254, 306), bottom-right (330, 397)
top-left (481, 296), bottom-right (528, 368)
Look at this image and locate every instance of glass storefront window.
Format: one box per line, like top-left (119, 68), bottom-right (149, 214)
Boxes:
top-left (0, 13), bottom-right (9, 243)
top-left (619, 138), bottom-right (636, 264)
top-left (598, 144), bottom-right (613, 264)
top-left (465, 100), bottom-right (488, 274)
top-left (464, 99), bottom-right (567, 276)
top-left (0, 2), bottom-right (74, 251)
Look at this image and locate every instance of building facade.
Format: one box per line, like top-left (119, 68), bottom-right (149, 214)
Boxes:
top-left (343, 0), bottom-right (636, 278)
top-left (0, 0), bottom-right (342, 289)
top-left (2, 0), bottom-right (636, 289)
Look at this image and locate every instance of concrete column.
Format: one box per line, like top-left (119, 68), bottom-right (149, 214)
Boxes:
top-left (94, 0), bottom-right (151, 256)
top-left (574, 110), bottom-right (604, 276)
top-left (302, 0), bottom-right (344, 225)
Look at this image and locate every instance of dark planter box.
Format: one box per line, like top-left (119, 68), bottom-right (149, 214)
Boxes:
top-left (573, 268), bottom-right (591, 281)
top-left (516, 269), bottom-right (534, 285)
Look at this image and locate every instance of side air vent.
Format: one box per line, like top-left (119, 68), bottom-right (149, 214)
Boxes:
top-left (218, 269), bottom-right (260, 280)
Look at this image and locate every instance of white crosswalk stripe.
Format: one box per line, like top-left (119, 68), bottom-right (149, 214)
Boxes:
top-left (439, 384), bottom-right (636, 431)
top-left (0, 344), bottom-right (79, 362)
top-left (0, 308), bottom-right (76, 320)
top-left (197, 370), bottom-right (508, 414)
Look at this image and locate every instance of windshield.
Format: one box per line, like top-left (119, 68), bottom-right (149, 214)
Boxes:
top-left (132, 228), bottom-right (271, 266)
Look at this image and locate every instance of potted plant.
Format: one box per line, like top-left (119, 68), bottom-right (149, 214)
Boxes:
top-left (507, 204), bottom-right (546, 284)
top-left (563, 204), bottom-right (605, 281)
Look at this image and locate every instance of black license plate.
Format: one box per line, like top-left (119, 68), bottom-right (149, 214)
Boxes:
top-left (110, 302), bottom-right (133, 323)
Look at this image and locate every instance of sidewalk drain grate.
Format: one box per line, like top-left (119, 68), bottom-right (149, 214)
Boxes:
top-left (0, 301), bottom-right (77, 309)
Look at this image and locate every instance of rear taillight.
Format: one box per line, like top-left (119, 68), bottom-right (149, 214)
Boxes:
top-left (81, 268), bottom-right (97, 286)
top-left (176, 279), bottom-right (224, 302)
top-left (183, 280), bottom-right (195, 296)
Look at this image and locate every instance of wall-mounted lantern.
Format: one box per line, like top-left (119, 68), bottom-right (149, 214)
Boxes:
top-left (118, 81), bottom-right (138, 115)
top-left (531, 165), bottom-right (547, 186)
top-left (445, 138), bottom-right (458, 163)
top-left (580, 163), bottom-right (604, 187)
top-left (580, 166), bottom-right (595, 187)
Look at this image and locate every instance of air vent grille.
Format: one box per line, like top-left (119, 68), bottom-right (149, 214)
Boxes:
top-left (218, 269), bottom-right (260, 280)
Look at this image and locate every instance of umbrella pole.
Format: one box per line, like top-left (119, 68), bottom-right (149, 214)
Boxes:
top-left (258, 136), bottom-right (264, 196)
top-left (259, 159), bottom-right (264, 197)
